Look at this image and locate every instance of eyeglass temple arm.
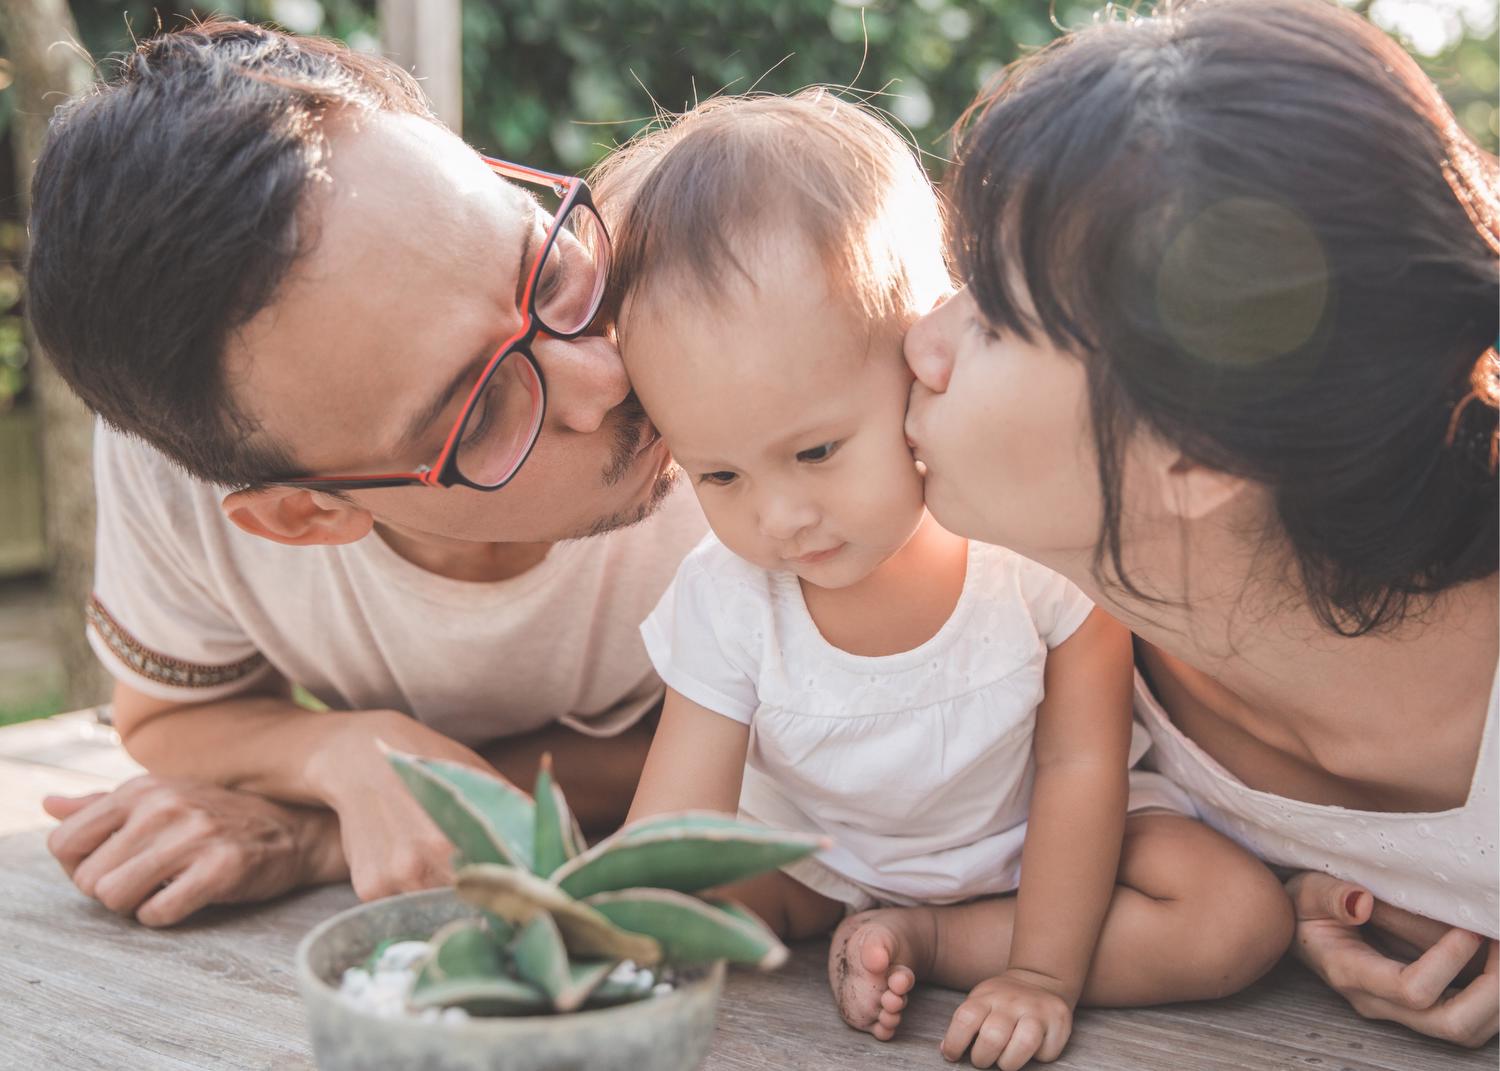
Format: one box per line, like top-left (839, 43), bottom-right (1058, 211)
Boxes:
top-left (482, 155), bottom-right (575, 190)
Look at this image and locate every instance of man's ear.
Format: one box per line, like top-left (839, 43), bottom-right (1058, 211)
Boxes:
top-left (1139, 437), bottom-right (1247, 522)
top-left (221, 486), bottom-right (374, 547)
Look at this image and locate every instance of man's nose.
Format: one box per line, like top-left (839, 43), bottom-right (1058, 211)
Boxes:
top-left (904, 292), bottom-right (958, 395)
top-left (758, 491), bottom-right (818, 542)
top-left (532, 333), bottom-right (631, 434)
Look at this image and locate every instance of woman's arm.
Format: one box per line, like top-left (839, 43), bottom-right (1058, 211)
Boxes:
top-left (626, 687), bottom-right (751, 823)
top-left (1007, 607), bottom-right (1135, 1001)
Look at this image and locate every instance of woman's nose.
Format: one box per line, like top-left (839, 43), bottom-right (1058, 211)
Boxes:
top-left (904, 298), bottom-right (957, 395)
top-left (532, 333), bottom-right (631, 434)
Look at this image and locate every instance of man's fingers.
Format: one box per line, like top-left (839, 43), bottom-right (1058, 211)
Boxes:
top-left (90, 828), bottom-right (205, 916)
top-left (134, 856), bottom-right (232, 929)
top-left (42, 792), bottom-right (106, 820)
top-left (46, 794), bottom-right (132, 875)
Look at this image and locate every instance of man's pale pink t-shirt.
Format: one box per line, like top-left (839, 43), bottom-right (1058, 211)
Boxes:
top-left (85, 423), bottom-right (707, 746)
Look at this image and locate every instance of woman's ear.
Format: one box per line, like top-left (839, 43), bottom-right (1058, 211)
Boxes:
top-left (1137, 435), bottom-right (1247, 521)
top-left (220, 486), bottom-right (374, 546)
top-left (1160, 455), bottom-right (1247, 521)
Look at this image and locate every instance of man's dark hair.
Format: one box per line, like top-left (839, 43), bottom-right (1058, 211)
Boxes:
top-left (27, 19), bottom-right (432, 487)
top-left (951, 0), bottom-right (1500, 636)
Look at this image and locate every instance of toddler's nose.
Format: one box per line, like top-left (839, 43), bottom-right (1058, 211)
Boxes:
top-left (759, 493), bottom-right (818, 543)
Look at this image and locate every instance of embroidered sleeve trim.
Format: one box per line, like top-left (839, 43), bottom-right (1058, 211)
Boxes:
top-left (86, 595), bottom-right (267, 690)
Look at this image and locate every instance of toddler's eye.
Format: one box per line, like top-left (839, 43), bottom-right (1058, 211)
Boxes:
top-left (698, 471), bottom-right (738, 487)
top-left (796, 442), bottom-right (841, 464)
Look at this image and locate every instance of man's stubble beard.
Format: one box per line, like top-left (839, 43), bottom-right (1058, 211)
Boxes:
top-left (574, 393), bottom-right (682, 539)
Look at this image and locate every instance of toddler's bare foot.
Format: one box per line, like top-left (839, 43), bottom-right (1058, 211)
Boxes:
top-left (827, 907), bottom-right (933, 1041)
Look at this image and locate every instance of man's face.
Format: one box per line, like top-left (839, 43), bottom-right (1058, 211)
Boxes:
top-left (226, 111), bottom-right (677, 543)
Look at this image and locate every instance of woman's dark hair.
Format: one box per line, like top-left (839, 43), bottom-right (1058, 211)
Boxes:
top-left (27, 19), bottom-right (432, 487)
top-left (951, 0), bottom-right (1500, 636)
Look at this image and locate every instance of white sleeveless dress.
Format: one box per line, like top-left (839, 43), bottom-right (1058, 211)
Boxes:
top-left (1135, 663), bottom-right (1500, 938)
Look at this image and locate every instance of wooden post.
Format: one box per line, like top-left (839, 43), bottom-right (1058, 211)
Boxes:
top-left (0, 0), bottom-right (111, 709)
top-left (378, 0), bottom-right (462, 134)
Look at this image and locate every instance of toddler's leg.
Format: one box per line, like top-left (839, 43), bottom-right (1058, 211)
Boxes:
top-left (720, 869), bottom-right (845, 941)
top-left (828, 813), bottom-right (1295, 1044)
top-left (1073, 811), bottom-right (1295, 1005)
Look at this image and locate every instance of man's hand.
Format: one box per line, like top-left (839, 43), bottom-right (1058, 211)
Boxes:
top-left (304, 710), bottom-right (505, 902)
top-left (1286, 871), bottom-right (1499, 1047)
top-left (43, 775), bottom-right (344, 927)
top-left (941, 969), bottom-right (1074, 1070)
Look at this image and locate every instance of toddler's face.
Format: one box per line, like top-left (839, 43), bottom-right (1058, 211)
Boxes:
top-left (621, 239), bottom-right (926, 589)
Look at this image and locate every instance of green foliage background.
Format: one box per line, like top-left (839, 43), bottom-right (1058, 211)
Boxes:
top-left (0, 0), bottom-right (1495, 407)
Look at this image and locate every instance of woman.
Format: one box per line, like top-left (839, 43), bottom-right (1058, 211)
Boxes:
top-left (903, 0), bottom-right (1498, 1046)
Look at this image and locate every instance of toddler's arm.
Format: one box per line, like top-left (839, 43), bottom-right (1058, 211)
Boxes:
top-left (943, 607), bottom-right (1134, 1067)
top-left (1008, 606), bottom-right (1134, 998)
top-left (625, 687), bottom-right (751, 823)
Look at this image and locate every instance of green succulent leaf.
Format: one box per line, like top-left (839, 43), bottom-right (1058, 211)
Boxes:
top-left (386, 750), bottom-right (536, 871)
top-left (513, 914), bottom-right (619, 1014)
top-left (552, 811), bottom-right (825, 899)
top-left (408, 918), bottom-right (550, 1015)
top-left (532, 754), bottom-right (585, 877)
top-left (511, 912), bottom-right (569, 1006)
top-left (419, 918), bottom-right (506, 981)
top-left (585, 887), bottom-right (789, 969)
top-left (456, 863), bottom-right (662, 966)
top-left (408, 975), bottom-right (551, 1016)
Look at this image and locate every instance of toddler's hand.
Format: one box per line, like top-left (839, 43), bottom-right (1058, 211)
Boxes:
top-left (941, 968), bottom-right (1074, 1070)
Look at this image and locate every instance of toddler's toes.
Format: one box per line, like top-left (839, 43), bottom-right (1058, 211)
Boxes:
top-left (827, 909), bottom-right (928, 1042)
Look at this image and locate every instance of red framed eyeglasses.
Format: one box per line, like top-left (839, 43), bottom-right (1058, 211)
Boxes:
top-left (284, 157), bottom-right (610, 492)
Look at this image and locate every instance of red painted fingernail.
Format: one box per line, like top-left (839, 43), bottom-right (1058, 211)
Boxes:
top-left (1344, 890), bottom-right (1363, 918)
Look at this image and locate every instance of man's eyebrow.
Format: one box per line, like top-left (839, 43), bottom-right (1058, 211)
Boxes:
top-left (396, 224), bottom-right (538, 455)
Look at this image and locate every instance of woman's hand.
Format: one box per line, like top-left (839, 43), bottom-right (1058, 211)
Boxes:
top-left (941, 968), bottom-right (1074, 1070)
top-left (1286, 871), bottom-right (1498, 1047)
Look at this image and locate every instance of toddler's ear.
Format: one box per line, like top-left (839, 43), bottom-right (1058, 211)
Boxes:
top-left (221, 486), bottom-right (374, 547)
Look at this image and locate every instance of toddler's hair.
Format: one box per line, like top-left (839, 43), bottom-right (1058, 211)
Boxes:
top-left (594, 88), bottom-right (950, 332)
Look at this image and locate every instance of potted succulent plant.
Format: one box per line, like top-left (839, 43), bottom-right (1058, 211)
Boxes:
top-left (296, 751), bottom-right (822, 1071)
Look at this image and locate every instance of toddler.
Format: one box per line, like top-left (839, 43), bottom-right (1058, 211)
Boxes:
top-left (597, 91), bottom-right (1293, 1069)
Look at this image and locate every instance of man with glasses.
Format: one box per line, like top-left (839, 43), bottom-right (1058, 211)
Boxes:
top-left (26, 21), bottom-right (704, 925)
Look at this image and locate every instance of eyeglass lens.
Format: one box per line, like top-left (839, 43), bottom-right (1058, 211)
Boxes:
top-left (454, 197), bottom-right (609, 488)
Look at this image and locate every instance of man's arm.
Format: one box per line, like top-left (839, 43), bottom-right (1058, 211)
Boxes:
top-left (113, 676), bottom-right (507, 900)
top-left (48, 678), bottom-right (662, 921)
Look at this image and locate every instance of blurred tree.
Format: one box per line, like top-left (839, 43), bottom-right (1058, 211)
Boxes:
top-left (0, 0), bottom-right (1489, 717)
top-left (1, 0), bottom-right (109, 709)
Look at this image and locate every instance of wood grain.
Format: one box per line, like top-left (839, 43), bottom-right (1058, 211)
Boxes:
top-left (1, 725), bottom-right (1495, 1071)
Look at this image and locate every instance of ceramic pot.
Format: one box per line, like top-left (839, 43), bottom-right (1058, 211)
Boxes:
top-left (296, 888), bottom-right (724, 1071)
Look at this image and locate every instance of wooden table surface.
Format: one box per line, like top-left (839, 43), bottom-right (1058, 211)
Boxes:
top-left (2, 714), bottom-right (1496, 1071)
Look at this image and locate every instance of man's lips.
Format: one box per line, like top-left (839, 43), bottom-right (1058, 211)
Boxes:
top-left (633, 423), bottom-right (662, 459)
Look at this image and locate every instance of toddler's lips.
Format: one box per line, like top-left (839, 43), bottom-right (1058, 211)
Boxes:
top-left (790, 544), bottom-right (844, 565)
